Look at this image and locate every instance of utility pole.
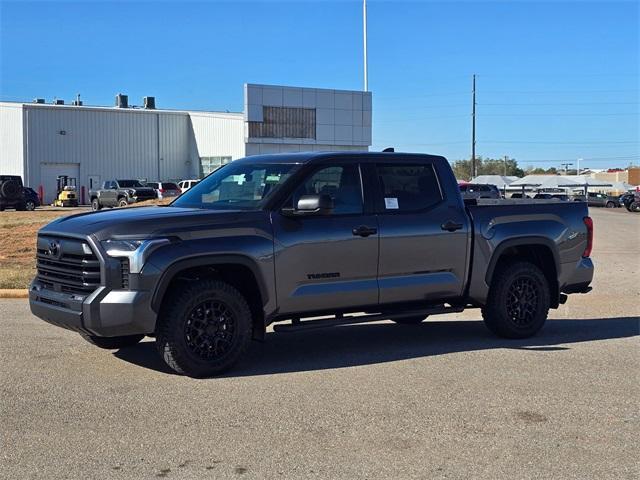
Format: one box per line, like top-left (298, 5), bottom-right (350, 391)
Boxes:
top-left (503, 155), bottom-right (508, 176)
top-left (363, 0), bottom-right (368, 92)
top-left (560, 162), bottom-right (573, 175)
top-left (471, 74), bottom-right (477, 179)
top-left (577, 158), bottom-right (582, 176)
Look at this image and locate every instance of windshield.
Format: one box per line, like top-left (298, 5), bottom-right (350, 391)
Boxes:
top-left (118, 180), bottom-right (145, 188)
top-left (172, 162), bottom-right (298, 210)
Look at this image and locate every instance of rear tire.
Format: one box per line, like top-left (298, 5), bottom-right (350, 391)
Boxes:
top-left (391, 315), bottom-right (428, 325)
top-left (81, 334), bottom-right (144, 349)
top-left (482, 261), bottom-right (550, 339)
top-left (155, 279), bottom-right (253, 377)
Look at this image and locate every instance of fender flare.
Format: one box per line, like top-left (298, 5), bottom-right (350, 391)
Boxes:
top-left (485, 236), bottom-right (560, 286)
top-left (150, 254), bottom-right (269, 313)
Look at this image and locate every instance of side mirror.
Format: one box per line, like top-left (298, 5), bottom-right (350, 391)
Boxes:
top-left (282, 194), bottom-right (334, 216)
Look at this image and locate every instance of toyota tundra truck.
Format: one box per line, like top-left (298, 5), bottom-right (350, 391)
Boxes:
top-left (29, 152), bottom-right (594, 377)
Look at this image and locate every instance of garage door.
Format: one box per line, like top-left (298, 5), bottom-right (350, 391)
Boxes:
top-left (40, 163), bottom-right (80, 204)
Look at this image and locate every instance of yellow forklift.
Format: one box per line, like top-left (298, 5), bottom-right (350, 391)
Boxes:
top-left (52, 176), bottom-right (79, 207)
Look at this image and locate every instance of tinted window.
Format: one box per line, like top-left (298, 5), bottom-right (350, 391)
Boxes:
top-left (289, 165), bottom-right (363, 215)
top-left (163, 183), bottom-right (179, 190)
top-left (117, 180), bottom-right (144, 188)
top-left (377, 163), bottom-right (442, 212)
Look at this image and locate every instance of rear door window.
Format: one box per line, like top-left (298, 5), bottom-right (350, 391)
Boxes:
top-left (376, 163), bottom-right (442, 212)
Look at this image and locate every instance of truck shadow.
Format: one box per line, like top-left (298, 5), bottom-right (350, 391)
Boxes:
top-left (113, 316), bottom-right (639, 377)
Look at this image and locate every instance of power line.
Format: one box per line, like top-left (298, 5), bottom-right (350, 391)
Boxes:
top-left (479, 140), bottom-right (640, 145)
top-left (479, 101), bottom-right (639, 106)
top-left (478, 112), bottom-right (638, 117)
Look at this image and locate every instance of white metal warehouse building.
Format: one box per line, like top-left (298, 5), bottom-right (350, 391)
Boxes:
top-left (0, 83), bottom-right (372, 203)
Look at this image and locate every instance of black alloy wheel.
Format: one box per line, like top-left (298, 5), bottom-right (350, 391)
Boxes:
top-left (184, 300), bottom-right (236, 361)
top-left (505, 277), bottom-right (539, 326)
top-left (482, 261), bottom-right (550, 338)
top-left (156, 279), bottom-right (252, 377)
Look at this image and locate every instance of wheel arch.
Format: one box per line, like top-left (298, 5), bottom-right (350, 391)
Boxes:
top-left (151, 255), bottom-right (269, 340)
top-left (486, 237), bottom-right (560, 308)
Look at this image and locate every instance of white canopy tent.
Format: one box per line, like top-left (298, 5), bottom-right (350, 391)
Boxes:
top-left (470, 175), bottom-right (519, 189)
top-left (509, 175), bottom-right (612, 195)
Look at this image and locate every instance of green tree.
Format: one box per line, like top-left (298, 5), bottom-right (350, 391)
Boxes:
top-left (451, 156), bottom-right (523, 180)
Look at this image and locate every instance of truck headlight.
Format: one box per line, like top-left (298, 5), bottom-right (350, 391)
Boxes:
top-left (101, 238), bottom-right (170, 273)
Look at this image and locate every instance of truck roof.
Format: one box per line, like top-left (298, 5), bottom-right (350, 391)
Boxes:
top-left (234, 151), bottom-right (446, 165)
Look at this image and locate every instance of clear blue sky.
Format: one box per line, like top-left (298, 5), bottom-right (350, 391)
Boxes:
top-left (1, 0), bottom-right (638, 170)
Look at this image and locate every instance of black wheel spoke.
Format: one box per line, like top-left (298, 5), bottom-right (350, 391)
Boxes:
top-left (184, 299), bottom-right (237, 361)
top-left (506, 276), bottom-right (539, 326)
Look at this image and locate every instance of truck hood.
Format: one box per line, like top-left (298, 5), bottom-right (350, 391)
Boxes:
top-left (39, 206), bottom-right (267, 241)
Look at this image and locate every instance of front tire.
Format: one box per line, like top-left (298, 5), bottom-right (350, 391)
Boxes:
top-left (81, 334), bottom-right (144, 349)
top-left (91, 198), bottom-right (102, 211)
top-left (482, 261), bottom-right (550, 339)
top-left (605, 201), bottom-right (616, 208)
top-left (155, 279), bottom-right (253, 377)
top-left (118, 198), bottom-right (129, 208)
top-left (25, 200), bottom-right (36, 211)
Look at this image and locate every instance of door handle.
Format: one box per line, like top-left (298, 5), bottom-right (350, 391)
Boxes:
top-left (441, 220), bottom-right (463, 232)
top-left (352, 225), bottom-right (378, 237)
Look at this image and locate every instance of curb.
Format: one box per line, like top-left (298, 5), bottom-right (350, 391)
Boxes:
top-left (0, 289), bottom-right (29, 299)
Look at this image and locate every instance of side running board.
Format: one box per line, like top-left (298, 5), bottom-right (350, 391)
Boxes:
top-left (273, 305), bottom-right (465, 333)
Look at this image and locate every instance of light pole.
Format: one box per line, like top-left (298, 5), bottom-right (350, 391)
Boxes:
top-left (363, 0), bottom-right (368, 92)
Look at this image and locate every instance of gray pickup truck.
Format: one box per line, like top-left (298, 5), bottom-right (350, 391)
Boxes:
top-left (89, 179), bottom-right (157, 210)
top-left (29, 152), bottom-right (594, 377)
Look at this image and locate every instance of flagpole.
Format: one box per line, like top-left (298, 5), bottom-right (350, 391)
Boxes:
top-left (363, 0), bottom-right (368, 92)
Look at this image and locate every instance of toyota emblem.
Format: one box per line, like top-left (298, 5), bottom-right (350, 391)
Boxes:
top-left (48, 240), bottom-right (60, 258)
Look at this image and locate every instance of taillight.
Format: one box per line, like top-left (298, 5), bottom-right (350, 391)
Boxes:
top-left (583, 216), bottom-right (593, 257)
top-left (159, 188), bottom-right (165, 193)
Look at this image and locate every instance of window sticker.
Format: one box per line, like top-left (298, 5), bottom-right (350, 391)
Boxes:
top-left (384, 197), bottom-right (399, 209)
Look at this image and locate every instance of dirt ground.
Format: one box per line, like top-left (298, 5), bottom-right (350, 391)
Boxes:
top-left (0, 199), bottom-right (171, 289)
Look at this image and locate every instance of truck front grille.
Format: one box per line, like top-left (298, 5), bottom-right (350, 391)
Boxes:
top-left (36, 236), bottom-right (101, 295)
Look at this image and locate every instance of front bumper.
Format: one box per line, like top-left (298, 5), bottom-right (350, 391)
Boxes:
top-left (29, 280), bottom-right (157, 337)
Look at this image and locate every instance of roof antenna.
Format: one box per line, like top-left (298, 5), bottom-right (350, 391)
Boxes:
top-left (382, 147), bottom-right (394, 152)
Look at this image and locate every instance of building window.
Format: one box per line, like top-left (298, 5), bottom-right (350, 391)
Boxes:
top-left (200, 156), bottom-right (232, 177)
top-left (248, 106), bottom-right (316, 139)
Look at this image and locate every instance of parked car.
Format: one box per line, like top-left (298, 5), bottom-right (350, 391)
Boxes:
top-left (510, 192), bottom-right (530, 199)
top-left (622, 191), bottom-right (640, 212)
top-left (23, 187), bottom-right (41, 211)
top-left (89, 179), bottom-right (157, 210)
top-left (0, 175), bottom-right (27, 211)
top-left (178, 179), bottom-right (200, 193)
top-left (618, 192), bottom-right (635, 208)
top-left (459, 183), bottom-right (501, 200)
top-left (29, 151), bottom-right (594, 377)
top-left (586, 192), bottom-right (618, 208)
top-left (146, 181), bottom-right (181, 200)
top-left (533, 193), bottom-right (570, 201)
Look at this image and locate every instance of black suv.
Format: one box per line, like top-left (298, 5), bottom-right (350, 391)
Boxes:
top-left (0, 175), bottom-right (27, 211)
